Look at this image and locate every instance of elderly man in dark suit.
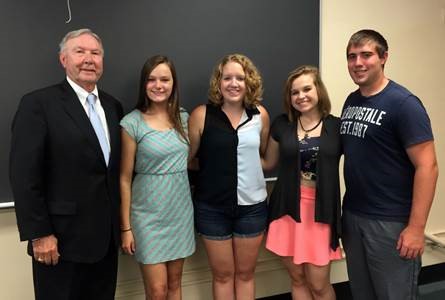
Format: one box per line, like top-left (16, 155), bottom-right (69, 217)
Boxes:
top-left (10, 28), bottom-right (123, 300)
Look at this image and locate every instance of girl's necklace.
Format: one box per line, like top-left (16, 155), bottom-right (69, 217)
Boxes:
top-left (298, 117), bottom-right (322, 139)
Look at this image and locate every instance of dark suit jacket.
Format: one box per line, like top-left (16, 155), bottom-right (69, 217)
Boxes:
top-left (10, 80), bottom-right (123, 263)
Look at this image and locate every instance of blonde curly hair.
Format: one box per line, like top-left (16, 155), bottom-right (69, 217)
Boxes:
top-left (208, 54), bottom-right (263, 108)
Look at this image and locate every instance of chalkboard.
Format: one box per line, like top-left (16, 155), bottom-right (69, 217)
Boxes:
top-left (1, 0), bottom-right (319, 205)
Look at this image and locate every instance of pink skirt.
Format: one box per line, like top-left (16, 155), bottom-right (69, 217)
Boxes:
top-left (266, 185), bottom-right (342, 266)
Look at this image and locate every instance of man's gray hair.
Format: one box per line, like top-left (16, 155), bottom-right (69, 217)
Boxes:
top-left (59, 28), bottom-right (103, 54)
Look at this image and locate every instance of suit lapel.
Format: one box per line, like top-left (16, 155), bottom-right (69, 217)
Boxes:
top-left (59, 80), bottom-right (107, 166)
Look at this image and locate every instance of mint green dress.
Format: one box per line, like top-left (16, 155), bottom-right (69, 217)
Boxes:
top-left (120, 109), bottom-right (195, 264)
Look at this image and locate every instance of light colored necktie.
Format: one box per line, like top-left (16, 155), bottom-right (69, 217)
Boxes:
top-left (87, 94), bottom-right (110, 165)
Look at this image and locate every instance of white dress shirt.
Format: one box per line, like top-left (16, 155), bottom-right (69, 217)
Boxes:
top-left (66, 76), bottom-right (111, 147)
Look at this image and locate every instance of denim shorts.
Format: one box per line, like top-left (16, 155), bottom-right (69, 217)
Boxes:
top-left (194, 200), bottom-right (268, 240)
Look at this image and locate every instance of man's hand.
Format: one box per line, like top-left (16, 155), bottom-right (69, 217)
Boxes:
top-left (396, 225), bottom-right (425, 259)
top-left (32, 234), bottom-right (60, 266)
